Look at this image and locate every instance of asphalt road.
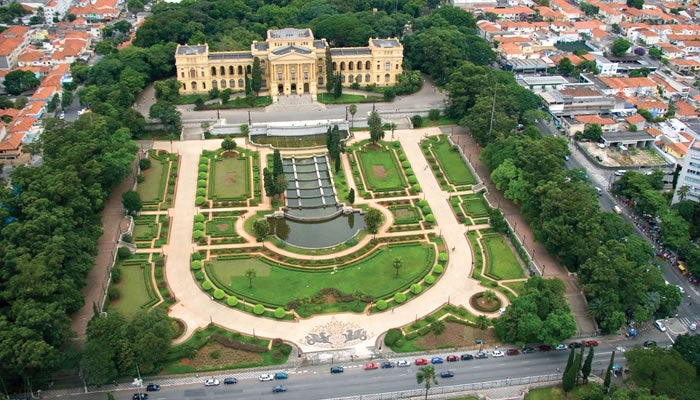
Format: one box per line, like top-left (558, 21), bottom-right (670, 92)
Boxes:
top-left (71, 345), bottom-right (634, 400)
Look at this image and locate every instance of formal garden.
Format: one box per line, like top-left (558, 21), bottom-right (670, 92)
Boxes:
top-left (137, 150), bottom-right (179, 211)
top-left (450, 192), bottom-right (491, 225)
top-left (196, 148), bottom-right (261, 208)
top-left (132, 214), bottom-right (170, 249)
top-left (108, 253), bottom-right (163, 319)
top-left (421, 135), bottom-right (476, 191)
top-left (348, 140), bottom-right (417, 198)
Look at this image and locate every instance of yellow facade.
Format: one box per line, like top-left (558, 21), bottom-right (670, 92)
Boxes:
top-left (175, 28), bottom-right (403, 97)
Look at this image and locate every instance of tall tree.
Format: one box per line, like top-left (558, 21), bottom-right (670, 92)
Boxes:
top-left (263, 167), bottom-right (275, 198)
top-left (364, 208), bottom-right (382, 234)
top-left (347, 188), bottom-right (355, 205)
top-left (603, 351), bottom-right (615, 392)
top-left (416, 366), bottom-right (438, 400)
top-left (368, 111), bottom-right (384, 145)
top-left (253, 219), bottom-right (270, 242)
top-left (333, 72), bottom-right (343, 99)
top-left (149, 101), bottom-right (181, 133)
top-left (245, 268), bottom-right (257, 288)
top-left (392, 257), bottom-right (402, 277)
top-left (3, 70), bottom-right (40, 95)
top-left (348, 104), bottom-right (357, 129)
top-left (221, 136), bottom-right (236, 152)
top-left (272, 149), bottom-right (284, 178)
top-left (581, 346), bottom-right (594, 382)
top-left (251, 57), bottom-right (262, 94)
top-left (121, 190), bottom-right (142, 216)
top-left (325, 46), bottom-right (334, 93)
top-left (562, 348), bottom-right (576, 392)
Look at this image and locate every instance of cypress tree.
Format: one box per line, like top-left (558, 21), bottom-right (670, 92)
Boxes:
top-left (325, 46), bottom-right (334, 93)
top-left (562, 348), bottom-right (576, 392)
top-left (263, 167), bottom-right (275, 197)
top-left (333, 72), bottom-right (342, 99)
top-left (335, 156), bottom-right (341, 173)
top-left (603, 350), bottom-right (615, 392)
top-left (581, 346), bottom-right (594, 382)
top-left (251, 57), bottom-right (262, 94)
top-left (348, 188), bottom-right (355, 205)
top-left (573, 350), bottom-right (583, 385)
top-left (273, 149), bottom-right (283, 178)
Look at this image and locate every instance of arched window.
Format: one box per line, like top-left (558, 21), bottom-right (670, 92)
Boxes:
top-left (246, 65), bottom-right (252, 74)
top-left (202, 82), bottom-right (206, 89)
top-left (365, 74), bottom-right (370, 82)
top-left (348, 74), bottom-right (354, 83)
top-left (212, 80), bottom-right (218, 89)
top-left (332, 62), bottom-right (337, 71)
top-left (237, 65), bottom-right (243, 75)
top-left (230, 79), bottom-right (235, 88)
top-left (221, 80), bottom-right (226, 88)
top-left (191, 81), bottom-right (197, 90)
top-left (365, 61), bottom-right (371, 70)
top-left (318, 77), bottom-right (323, 85)
top-left (189, 68), bottom-right (196, 78)
top-left (220, 66), bottom-right (225, 75)
top-left (356, 61), bottom-right (362, 70)
top-left (357, 74), bottom-right (362, 83)
top-left (182, 83), bottom-right (186, 90)
top-left (348, 62), bottom-right (353, 71)
top-left (238, 79), bottom-right (244, 87)
top-left (385, 61), bottom-right (391, 71)
top-left (384, 73), bottom-right (390, 82)
top-left (340, 74), bottom-right (345, 83)
top-left (211, 66), bottom-right (217, 76)
top-left (340, 62), bottom-right (345, 71)
top-left (229, 66), bottom-right (234, 75)
top-left (181, 72), bottom-right (185, 78)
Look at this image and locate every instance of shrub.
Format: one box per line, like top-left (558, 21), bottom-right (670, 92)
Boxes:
top-left (196, 188), bottom-right (206, 196)
top-left (197, 179), bottom-right (207, 188)
top-left (139, 158), bottom-right (151, 170)
top-left (253, 304), bottom-right (265, 315)
top-left (411, 115), bottom-right (423, 127)
top-left (438, 252), bottom-right (448, 263)
top-left (195, 196), bottom-right (206, 206)
top-left (424, 275), bottom-right (436, 285)
top-left (194, 222), bottom-right (205, 230)
top-left (428, 108), bottom-right (440, 121)
top-left (274, 307), bottom-right (286, 319)
top-left (121, 234), bottom-right (132, 243)
top-left (412, 184), bottom-right (421, 192)
top-left (136, 173), bottom-right (145, 183)
top-left (384, 328), bottom-right (402, 346)
top-left (422, 206), bottom-right (431, 214)
top-left (425, 214), bottom-right (435, 223)
top-left (198, 164), bottom-right (208, 173)
top-left (198, 172), bottom-right (207, 180)
top-left (408, 176), bottom-right (418, 184)
top-left (192, 252), bottom-right (203, 260)
top-left (394, 292), bottom-right (407, 303)
top-left (193, 230), bottom-right (204, 240)
top-left (226, 296), bottom-right (238, 306)
top-left (111, 266), bottom-right (122, 283)
top-left (107, 285), bottom-right (120, 300)
top-left (194, 214), bottom-right (205, 223)
top-left (376, 299), bottom-right (388, 310)
top-left (405, 168), bottom-right (414, 176)
top-left (411, 283), bottom-right (422, 294)
top-left (117, 247), bottom-right (132, 260)
top-left (434, 265), bottom-right (444, 274)
top-left (398, 154), bottom-right (407, 161)
top-left (202, 280), bottom-right (213, 290)
top-left (401, 161), bottom-right (410, 168)
top-left (417, 199), bottom-right (428, 207)
top-left (194, 271), bottom-right (205, 280)
top-left (213, 289), bottom-right (225, 299)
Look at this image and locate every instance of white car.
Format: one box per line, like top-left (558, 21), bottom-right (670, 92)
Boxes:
top-left (204, 379), bottom-right (219, 386)
top-left (259, 374), bottom-right (274, 381)
top-left (654, 319), bottom-right (667, 332)
top-left (397, 360), bottom-right (411, 367)
top-left (555, 344), bottom-right (568, 350)
top-left (491, 350), bottom-right (505, 357)
top-left (676, 285), bottom-right (686, 294)
top-left (689, 322), bottom-right (697, 332)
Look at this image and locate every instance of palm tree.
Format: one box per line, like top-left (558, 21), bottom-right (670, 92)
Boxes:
top-left (416, 366), bottom-right (438, 400)
top-left (430, 320), bottom-right (445, 336)
top-left (245, 268), bottom-right (256, 289)
top-left (348, 104), bottom-right (357, 129)
top-left (587, 297), bottom-right (609, 321)
top-left (393, 257), bottom-right (402, 277)
top-left (388, 122), bottom-right (397, 139)
top-left (677, 185), bottom-right (690, 201)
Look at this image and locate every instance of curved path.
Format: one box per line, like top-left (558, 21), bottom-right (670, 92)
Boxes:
top-left (157, 127), bottom-right (507, 355)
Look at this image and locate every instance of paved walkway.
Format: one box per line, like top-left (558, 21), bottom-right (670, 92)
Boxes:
top-left (156, 126), bottom-right (509, 355)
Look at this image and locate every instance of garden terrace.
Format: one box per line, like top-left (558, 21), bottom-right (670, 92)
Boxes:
top-left (197, 148), bottom-right (259, 208)
top-left (421, 135), bottom-right (476, 191)
top-left (283, 155), bottom-right (341, 220)
top-left (481, 232), bottom-right (526, 281)
top-left (109, 254), bottom-right (161, 319)
top-left (348, 140), bottom-right (414, 198)
top-left (132, 214), bottom-right (169, 249)
top-left (137, 150), bottom-right (179, 211)
top-left (449, 192), bottom-right (491, 225)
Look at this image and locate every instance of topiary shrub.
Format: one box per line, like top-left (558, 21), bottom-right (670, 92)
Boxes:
top-left (411, 114), bottom-right (423, 127)
top-left (202, 280), bottom-right (213, 291)
top-left (412, 184), bottom-right (421, 192)
top-left (425, 214), bottom-right (435, 223)
top-left (226, 296), bottom-right (238, 306)
top-left (274, 307), bottom-right (286, 319)
top-left (411, 283), bottom-right (422, 294)
top-left (194, 271), bottom-right (205, 280)
top-left (408, 176), bottom-right (418, 184)
top-left (198, 172), bottom-right (207, 180)
top-left (424, 274), bottom-right (436, 285)
top-left (438, 251), bottom-right (448, 262)
top-left (376, 299), bottom-right (388, 310)
top-left (196, 188), bottom-right (206, 196)
top-left (417, 199), bottom-right (428, 207)
top-left (422, 205), bottom-right (431, 214)
top-left (398, 154), bottom-right (407, 161)
top-left (434, 265), bottom-right (444, 274)
top-left (193, 230), bottom-right (204, 240)
top-left (195, 196), bottom-right (206, 206)
top-left (213, 289), bottom-right (225, 299)
top-left (401, 161), bottom-right (410, 168)
top-left (194, 214), bottom-right (205, 222)
top-left (193, 222), bottom-right (205, 230)
top-left (197, 179), bottom-right (207, 188)
top-left (384, 328), bottom-right (402, 346)
top-left (394, 292), bottom-right (407, 303)
top-left (138, 157), bottom-right (151, 170)
top-left (191, 260), bottom-right (202, 270)
top-left (253, 304), bottom-right (265, 315)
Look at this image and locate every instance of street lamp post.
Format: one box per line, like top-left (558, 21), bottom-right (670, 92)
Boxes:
top-left (248, 111), bottom-right (252, 125)
top-left (345, 106), bottom-right (348, 121)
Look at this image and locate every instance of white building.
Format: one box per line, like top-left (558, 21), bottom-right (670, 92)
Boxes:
top-left (672, 140), bottom-right (700, 204)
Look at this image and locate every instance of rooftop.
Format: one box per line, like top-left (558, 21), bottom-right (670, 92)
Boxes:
top-left (208, 52), bottom-right (253, 61)
top-left (371, 38), bottom-right (400, 48)
top-left (330, 48), bottom-right (371, 56)
top-left (177, 45), bottom-right (207, 55)
top-left (268, 28), bottom-right (313, 39)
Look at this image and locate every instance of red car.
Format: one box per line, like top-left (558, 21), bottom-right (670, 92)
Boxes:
top-left (585, 340), bottom-right (599, 347)
top-left (538, 344), bottom-right (553, 352)
top-left (364, 362), bottom-right (379, 370)
top-left (415, 358), bottom-right (428, 365)
top-left (506, 348), bottom-right (520, 356)
top-left (446, 355), bottom-right (459, 362)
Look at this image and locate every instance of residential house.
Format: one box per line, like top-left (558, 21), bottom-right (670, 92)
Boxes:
top-left (0, 26), bottom-right (31, 70)
top-left (561, 114), bottom-right (619, 136)
top-left (668, 58), bottom-right (700, 76)
top-left (540, 86), bottom-right (617, 117)
top-left (599, 76), bottom-right (657, 97)
top-left (671, 140), bottom-right (700, 204)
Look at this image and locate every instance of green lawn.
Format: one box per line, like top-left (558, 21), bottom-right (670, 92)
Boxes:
top-left (463, 198), bottom-right (489, 218)
top-left (137, 154), bottom-right (167, 203)
top-left (356, 148), bottom-right (407, 191)
top-left (208, 243), bottom-right (432, 306)
top-left (206, 217), bottom-right (236, 237)
top-left (111, 264), bottom-right (152, 319)
top-left (133, 217), bottom-right (158, 241)
top-left (525, 386), bottom-right (584, 400)
top-left (251, 133), bottom-right (329, 148)
top-left (317, 93), bottom-right (383, 104)
top-left (483, 235), bottom-right (525, 280)
top-left (432, 138), bottom-right (476, 185)
top-left (503, 280), bottom-right (526, 294)
top-left (209, 155), bottom-right (249, 200)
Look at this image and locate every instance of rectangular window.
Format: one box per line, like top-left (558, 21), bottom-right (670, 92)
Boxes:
top-left (277, 73), bottom-right (283, 80)
top-left (304, 72), bottom-right (308, 79)
top-left (291, 72), bottom-right (296, 80)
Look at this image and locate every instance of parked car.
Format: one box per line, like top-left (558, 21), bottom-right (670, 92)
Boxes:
top-left (491, 350), bottom-right (505, 357)
top-left (364, 362), bottom-right (379, 370)
top-left (461, 353), bottom-right (474, 360)
top-left (475, 351), bottom-right (488, 359)
top-left (446, 355), bottom-right (459, 362)
top-left (146, 384), bottom-right (160, 392)
top-left (568, 342), bottom-right (582, 349)
top-left (538, 345), bottom-right (553, 352)
top-left (259, 374), bottom-right (274, 381)
top-left (223, 377), bottom-right (238, 385)
top-left (431, 357), bottom-right (444, 364)
top-left (397, 360), bottom-right (411, 367)
top-left (272, 385), bottom-right (287, 393)
top-left (380, 361), bottom-right (395, 368)
top-left (204, 379), bottom-right (219, 386)
top-left (585, 340), bottom-right (599, 347)
top-left (522, 347), bottom-right (536, 354)
top-left (555, 344), bottom-right (568, 350)
top-left (330, 366), bottom-right (344, 374)
top-left (274, 372), bottom-right (288, 380)
top-left (689, 322), bottom-right (697, 331)
top-left (625, 328), bottom-right (638, 337)
top-left (654, 320), bottom-right (667, 332)
top-left (676, 285), bottom-right (685, 294)
top-left (506, 349), bottom-right (520, 356)
top-left (132, 394), bottom-right (148, 400)
top-left (415, 358), bottom-right (429, 365)
top-left (440, 370), bottom-right (455, 378)
top-left (643, 340), bottom-right (657, 348)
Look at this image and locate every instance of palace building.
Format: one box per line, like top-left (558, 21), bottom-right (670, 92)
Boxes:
top-left (174, 28), bottom-right (403, 98)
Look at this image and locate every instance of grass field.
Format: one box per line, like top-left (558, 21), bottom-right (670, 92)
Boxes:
top-left (251, 133), bottom-right (329, 148)
top-left (137, 155), bottom-right (166, 203)
top-left (503, 280), bottom-right (526, 294)
top-left (317, 93), bottom-right (383, 104)
top-left (356, 148), bottom-right (407, 191)
top-left (432, 139), bottom-right (476, 185)
top-left (210, 156), bottom-right (249, 199)
top-left (484, 235), bottom-right (525, 280)
top-left (111, 264), bottom-right (151, 319)
top-left (464, 198), bottom-right (489, 218)
top-left (206, 217), bottom-right (236, 237)
top-left (208, 244), bottom-right (432, 306)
